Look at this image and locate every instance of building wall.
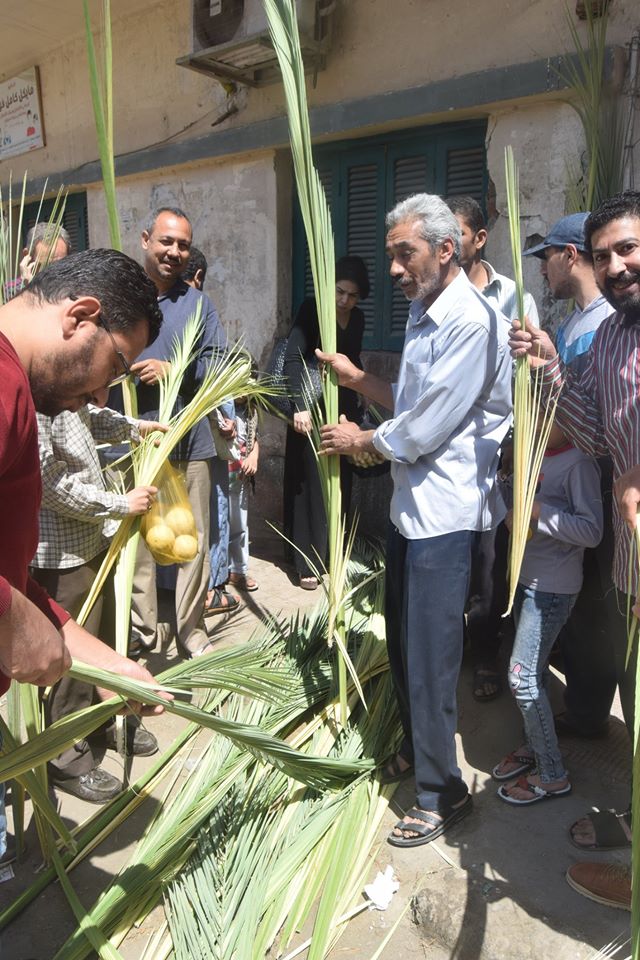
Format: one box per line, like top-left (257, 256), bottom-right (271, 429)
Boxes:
top-left (1, 0), bottom-right (636, 182)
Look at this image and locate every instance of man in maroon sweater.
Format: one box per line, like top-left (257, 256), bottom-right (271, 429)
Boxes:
top-left (0, 249), bottom-right (166, 858)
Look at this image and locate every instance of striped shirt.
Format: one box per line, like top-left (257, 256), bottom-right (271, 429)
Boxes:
top-left (542, 311), bottom-right (640, 593)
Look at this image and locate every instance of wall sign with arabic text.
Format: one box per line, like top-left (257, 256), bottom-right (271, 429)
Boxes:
top-left (0, 67), bottom-right (45, 161)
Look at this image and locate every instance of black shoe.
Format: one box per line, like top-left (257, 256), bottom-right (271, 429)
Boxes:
top-left (53, 767), bottom-right (122, 804)
top-left (0, 837), bottom-right (17, 867)
top-left (104, 719), bottom-right (159, 757)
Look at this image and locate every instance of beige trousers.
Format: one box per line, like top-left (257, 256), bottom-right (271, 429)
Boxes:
top-left (131, 459), bottom-right (211, 654)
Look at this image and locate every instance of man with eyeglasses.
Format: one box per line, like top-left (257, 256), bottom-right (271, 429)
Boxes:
top-left (30, 308), bottom-right (166, 802)
top-left (0, 249), bottom-right (168, 858)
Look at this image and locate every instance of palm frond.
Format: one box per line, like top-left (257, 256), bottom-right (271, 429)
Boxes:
top-left (504, 147), bottom-right (559, 613)
top-left (263, 0), bottom-right (356, 723)
top-left (555, 1), bottom-right (625, 211)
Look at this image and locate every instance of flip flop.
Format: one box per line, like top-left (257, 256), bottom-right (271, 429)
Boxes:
top-left (387, 794), bottom-right (472, 848)
top-left (497, 775), bottom-right (571, 806)
top-left (569, 810), bottom-right (632, 851)
top-left (492, 750), bottom-right (536, 781)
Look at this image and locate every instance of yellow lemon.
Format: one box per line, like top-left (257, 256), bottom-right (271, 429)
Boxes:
top-left (165, 505), bottom-right (196, 536)
top-left (146, 523), bottom-right (175, 553)
top-left (173, 533), bottom-right (198, 562)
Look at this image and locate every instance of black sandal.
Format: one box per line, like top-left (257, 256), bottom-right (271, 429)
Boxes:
top-left (379, 754), bottom-right (414, 785)
top-left (388, 795), bottom-right (473, 848)
top-left (569, 810), bottom-right (632, 851)
top-left (205, 587), bottom-right (241, 616)
top-left (472, 665), bottom-right (502, 702)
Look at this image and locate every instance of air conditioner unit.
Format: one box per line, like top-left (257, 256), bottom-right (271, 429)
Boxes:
top-left (177, 0), bottom-right (333, 87)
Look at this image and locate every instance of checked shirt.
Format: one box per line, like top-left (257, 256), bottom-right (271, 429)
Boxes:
top-left (32, 405), bottom-right (140, 570)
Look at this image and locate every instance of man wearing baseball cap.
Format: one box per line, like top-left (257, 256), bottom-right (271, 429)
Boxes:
top-left (524, 213), bottom-right (617, 754)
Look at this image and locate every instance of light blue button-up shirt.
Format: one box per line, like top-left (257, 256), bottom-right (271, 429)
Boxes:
top-left (372, 269), bottom-right (513, 540)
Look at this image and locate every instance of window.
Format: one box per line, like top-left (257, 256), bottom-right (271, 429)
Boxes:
top-left (292, 121), bottom-right (487, 351)
top-left (22, 191), bottom-right (89, 253)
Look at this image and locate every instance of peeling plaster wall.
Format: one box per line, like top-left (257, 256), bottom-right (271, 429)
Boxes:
top-left (485, 101), bottom-right (585, 331)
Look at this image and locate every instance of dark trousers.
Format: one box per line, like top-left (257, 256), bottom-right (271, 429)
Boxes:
top-left (283, 427), bottom-right (353, 578)
top-left (385, 524), bottom-right (476, 812)
top-left (607, 588), bottom-right (637, 751)
top-left (560, 460), bottom-right (616, 733)
top-left (465, 521), bottom-right (510, 666)
top-left (32, 552), bottom-right (115, 778)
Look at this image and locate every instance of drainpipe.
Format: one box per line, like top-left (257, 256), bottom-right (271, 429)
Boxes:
top-left (623, 33), bottom-right (639, 190)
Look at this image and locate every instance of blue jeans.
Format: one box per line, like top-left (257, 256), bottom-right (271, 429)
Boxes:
top-left (385, 524), bottom-right (476, 812)
top-left (510, 584), bottom-right (576, 782)
top-left (209, 456), bottom-right (230, 588)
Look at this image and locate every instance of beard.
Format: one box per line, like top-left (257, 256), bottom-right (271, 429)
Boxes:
top-left (30, 336), bottom-right (98, 417)
top-left (602, 272), bottom-right (640, 325)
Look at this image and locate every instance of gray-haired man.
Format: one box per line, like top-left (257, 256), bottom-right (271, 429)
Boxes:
top-left (319, 193), bottom-right (512, 846)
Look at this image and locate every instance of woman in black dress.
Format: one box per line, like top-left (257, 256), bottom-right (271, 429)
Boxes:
top-left (283, 256), bottom-right (370, 589)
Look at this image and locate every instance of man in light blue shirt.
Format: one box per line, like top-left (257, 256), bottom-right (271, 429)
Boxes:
top-left (320, 194), bottom-right (512, 846)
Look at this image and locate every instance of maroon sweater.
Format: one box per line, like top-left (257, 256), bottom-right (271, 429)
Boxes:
top-left (0, 333), bottom-right (69, 695)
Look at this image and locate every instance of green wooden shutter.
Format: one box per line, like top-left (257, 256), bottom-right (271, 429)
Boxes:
top-left (344, 154), bottom-right (385, 346)
top-left (382, 149), bottom-right (435, 350)
top-left (22, 191), bottom-right (89, 252)
top-left (445, 145), bottom-right (485, 200)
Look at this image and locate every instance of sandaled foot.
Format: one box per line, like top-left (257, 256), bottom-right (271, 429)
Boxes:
top-left (205, 586), bottom-right (241, 615)
top-left (228, 572), bottom-right (259, 592)
top-left (299, 575), bottom-right (319, 591)
top-left (498, 774), bottom-right (571, 806)
top-left (473, 665), bottom-right (502, 702)
top-left (388, 794), bottom-right (472, 848)
top-left (492, 745), bottom-right (535, 781)
top-left (379, 753), bottom-right (414, 785)
top-left (570, 809), bottom-right (632, 851)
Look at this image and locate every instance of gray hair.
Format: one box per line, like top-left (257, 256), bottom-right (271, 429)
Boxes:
top-left (386, 194), bottom-right (461, 263)
top-left (26, 221), bottom-right (72, 254)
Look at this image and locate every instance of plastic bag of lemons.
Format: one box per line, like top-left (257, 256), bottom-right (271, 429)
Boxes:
top-left (141, 462), bottom-right (198, 565)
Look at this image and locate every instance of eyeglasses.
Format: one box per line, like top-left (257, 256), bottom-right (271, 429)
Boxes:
top-left (99, 313), bottom-right (132, 388)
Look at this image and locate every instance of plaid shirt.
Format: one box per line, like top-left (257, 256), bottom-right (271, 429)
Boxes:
top-left (32, 405), bottom-right (140, 570)
top-left (543, 310), bottom-right (640, 594)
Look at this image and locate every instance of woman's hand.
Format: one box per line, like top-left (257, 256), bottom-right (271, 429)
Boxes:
top-left (293, 411), bottom-right (313, 434)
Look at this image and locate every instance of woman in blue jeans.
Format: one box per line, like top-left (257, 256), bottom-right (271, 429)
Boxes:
top-left (493, 423), bottom-right (603, 804)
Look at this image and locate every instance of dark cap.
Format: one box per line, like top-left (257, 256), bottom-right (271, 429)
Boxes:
top-left (523, 212), bottom-right (590, 259)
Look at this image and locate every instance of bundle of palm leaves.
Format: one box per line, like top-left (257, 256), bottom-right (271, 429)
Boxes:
top-left (6, 547), bottom-right (398, 960)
